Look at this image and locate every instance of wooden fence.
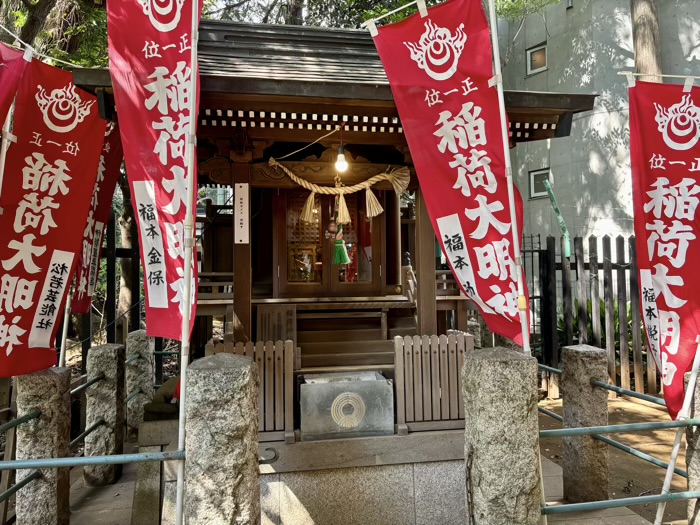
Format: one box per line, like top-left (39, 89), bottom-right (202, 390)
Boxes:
top-left (394, 333), bottom-right (474, 434)
top-left (540, 235), bottom-right (659, 397)
top-left (205, 339), bottom-right (295, 443)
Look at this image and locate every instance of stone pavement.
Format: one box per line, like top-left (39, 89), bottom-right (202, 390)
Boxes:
top-left (67, 448), bottom-right (656, 524)
top-left (542, 455), bottom-right (652, 524)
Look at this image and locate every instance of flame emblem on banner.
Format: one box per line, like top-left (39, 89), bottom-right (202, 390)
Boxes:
top-left (138, 0), bottom-right (186, 32)
top-left (404, 20), bottom-right (467, 81)
top-left (654, 95), bottom-right (700, 151)
top-left (35, 83), bottom-right (94, 134)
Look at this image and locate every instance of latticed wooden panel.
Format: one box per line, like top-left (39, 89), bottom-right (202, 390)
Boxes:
top-left (287, 190), bottom-right (322, 282)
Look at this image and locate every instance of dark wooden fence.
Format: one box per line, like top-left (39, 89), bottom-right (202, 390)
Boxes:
top-left (540, 235), bottom-right (659, 397)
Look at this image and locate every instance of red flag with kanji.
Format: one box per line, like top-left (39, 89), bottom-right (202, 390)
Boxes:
top-left (371, 0), bottom-right (527, 344)
top-left (0, 43), bottom-right (30, 122)
top-left (72, 122), bottom-right (124, 314)
top-left (0, 59), bottom-right (106, 377)
top-left (107, 0), bottom-right (203, 340)
top-left (630, 81), bottom-right (700, 418)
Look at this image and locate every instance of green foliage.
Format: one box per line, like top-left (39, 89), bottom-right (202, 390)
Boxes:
top-left (557, 298), bottom-right (645, 351)
top-left (494, 0), bottom-right (558, 22)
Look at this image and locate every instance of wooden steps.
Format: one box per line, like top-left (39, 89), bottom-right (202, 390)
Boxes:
top-left (297, 328), bottom-right (382, 343)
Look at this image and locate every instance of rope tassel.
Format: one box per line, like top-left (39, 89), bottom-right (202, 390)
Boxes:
top-left (365, 188), bottom-right (384, 218)
top-left (336, 193), bottom-right (351, 224)
top-left (300, 192), bottom-right (317, 223)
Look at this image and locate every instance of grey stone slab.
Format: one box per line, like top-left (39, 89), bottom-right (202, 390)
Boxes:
top-left (85, 343), bottom-right (126, 486)
top-left (130, 446), bottom-right (162, 525)
top-left (16, 367), bottom-right (71, 525)
top-left (462, 347), bottom-right (541, 525)
top-left (279, 464), bottom-right (415, 525)
top-left (126, 330), bottom-right (155, 442)
top-left (185, 353), bottom-right (260, 524)
top-left (261, 474), bottom-right (281, 525)
top-left (160, 481), bottom-right (176, 525)
top-left (562, 345), bottom-right (609, 503)
top-left (414, 461), bottom-right (466, 525)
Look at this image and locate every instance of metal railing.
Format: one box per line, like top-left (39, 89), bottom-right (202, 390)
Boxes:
top-left (0, 470), bottom-right (41, 504)
top-left (70, 374), bottom-right (105, 397)
top-left (538, 407), bottom-right (687, 478)
top-left (543, 491), bottom-right (700, 515)
top-left (536, 363), bottom-right (697, 515)
top-left (537, 364), bottom-right (666, 406)
top-left (0, 450), bottom-right (185, 471)
top-left (70, 420), bottom-right (106, 450)
top-left (125, 353), bottom-right (143, 365)
top-left (0, 411), bottom-right (40, 434)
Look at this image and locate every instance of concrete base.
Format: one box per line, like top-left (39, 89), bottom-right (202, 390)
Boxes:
top-left (260, 460), bottom-right (465, 525)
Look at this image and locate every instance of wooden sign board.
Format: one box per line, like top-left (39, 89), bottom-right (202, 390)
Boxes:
top-left (235, 183), bottom-right (249, 244)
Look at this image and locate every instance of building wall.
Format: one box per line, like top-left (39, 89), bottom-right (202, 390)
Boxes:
top-left (501, 0), bottom-right (699, 241)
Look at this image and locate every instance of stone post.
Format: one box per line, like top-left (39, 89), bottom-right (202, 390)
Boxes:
top-left (15, 368), bottom-right (71, 525)
top-left (686, 371), bottom-right (700, 523)
top-left (185, 353), bottom-right (260, 524)
top-left (462, 347), bottom-right (541, 524)
top-left (126, 330), bottom-right (154, 441)
top-left (561, 344), bottom-right (609, 503)
top-left (84, 343), bottom-right (125, 486)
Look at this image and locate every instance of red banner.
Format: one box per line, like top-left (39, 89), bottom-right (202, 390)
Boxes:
top-left (372, 0), bottom-right (526, 343)
top-left (0, 59), bottom-right (106, 377)
top-left (107, 0), bottom-right (202, 341)
top-left (0, 43), bottom-right (29, 122)
top-left (630, 82), bottom-right (700, 418)
top-left (72, 122), bottom-right (124, 314)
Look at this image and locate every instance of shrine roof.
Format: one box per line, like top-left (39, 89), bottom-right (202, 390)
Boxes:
top-left (73, 20), bottom-right (596, 143)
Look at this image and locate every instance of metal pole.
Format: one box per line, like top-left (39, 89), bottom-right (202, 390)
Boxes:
top-left (485, 3), bottom-right (543, 523)
top-left (58, 291), bottom-right (72, 367)
top-left (486, 0), bottom-right (530, 356)
top-left (0, 470), bottom-right (41, 504)
top-left (543, 490), bottom-right (700, 515)
top-left (0, 450), bottom-right (185, 471)
top-left (654, 338), bottom-right (700, 524)
top-left (174, 1), bottom-right (200, 523)
top-left (540, 418), bottom-right (700, 437)
top-left (537, 407), bottom-right (687, 477)
top-left (591, 379), bottom-right (666, 407)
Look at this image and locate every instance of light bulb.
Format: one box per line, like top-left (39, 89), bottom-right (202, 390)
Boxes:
top-left (335, 145), bottom-right (349, 172)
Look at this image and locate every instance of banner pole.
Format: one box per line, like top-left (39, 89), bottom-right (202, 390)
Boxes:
top-left (486, 3), bottom-right (545, 523)
top-left (0, 101), bottom-right (14, 200)
top-left (58, 291), bottom-right (72, 368)
top-left (485, 0), bottom-right (530, 356)
top-left (653, 337), bottom-right (700, 525)
top-left (174, 0), bottom-right (200, 523)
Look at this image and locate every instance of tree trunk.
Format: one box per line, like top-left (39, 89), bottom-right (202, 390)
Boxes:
top-left (285, 0), bottom-right (303, 25)
top-left (630, 0), bottom-right (662, 82)
top-left (19, 0), bottom-right (57, 45)
top-left (117, 175), bottom-right (135, 344)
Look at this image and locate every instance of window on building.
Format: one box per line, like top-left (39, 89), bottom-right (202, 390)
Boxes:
top-left (527, 44), bottom-right (548, 75)
top-left (530, 168), bottom-right (551, 199)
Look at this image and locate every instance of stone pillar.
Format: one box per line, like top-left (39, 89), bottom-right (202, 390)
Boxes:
top-left (126, 330), bottom-right (155, 442)
top-left (686, 371), bottom-right (700, 523)
top-left (84, 343), bottom-right (125, 486)
top-left (15, 368), bottom-right (70, 525)
top-left (185, 353), bottom-right (260, 524)
top-left (561, 344), bottom-right (609, 503)
top-left (462, 347), bottom-right (541, 524)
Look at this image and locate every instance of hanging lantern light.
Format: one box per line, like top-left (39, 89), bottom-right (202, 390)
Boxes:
top-left (335, 144), bottom-right (349, 173)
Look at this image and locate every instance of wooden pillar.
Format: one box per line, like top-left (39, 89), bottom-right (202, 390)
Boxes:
top-left (130, 216), bottom-right (141, 333)
top-left (385, 192), bottom-right (401, 290)
top-left (106, 213), bottom-right (117, 344)
top-left (415, 189), bottom-right (436, 335)
top-left (233, 161), bottom-right (252, 342)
